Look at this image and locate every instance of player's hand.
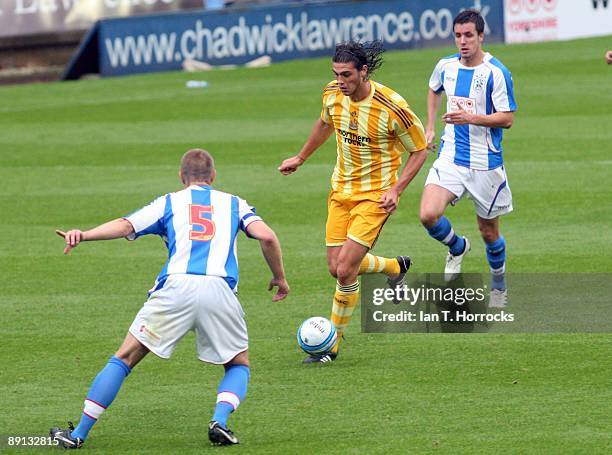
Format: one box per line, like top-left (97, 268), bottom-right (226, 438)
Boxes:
top-left (606, 50), bottom-right (612, 65)
top-left (379, 188), bottom-right (400, 214)
top-left (268, 277), bottom-right (290, 301)
top-left (56, 229), bottom-right (84, 254)
top-left (425, 129), bottom-right (437, 152)
top-left (443, 105), bottom-right (473, 125)
top-left (278, 155), bottom-right (305, 175)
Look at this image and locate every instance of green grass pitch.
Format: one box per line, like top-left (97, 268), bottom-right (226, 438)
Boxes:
top-left (1, 36), bottom-right (610, 453)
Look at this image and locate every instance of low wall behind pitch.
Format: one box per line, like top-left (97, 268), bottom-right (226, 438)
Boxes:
top-left (77, 0), bottom-right (505, 78)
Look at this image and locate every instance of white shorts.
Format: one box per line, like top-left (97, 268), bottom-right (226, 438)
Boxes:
top-left (129, 274), bottom-right (248, 364)
top-left (425, 157), bottom-right (513, 219)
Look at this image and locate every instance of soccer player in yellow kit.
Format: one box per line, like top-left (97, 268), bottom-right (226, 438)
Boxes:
top-left (279, 41), bottom-right (428, 363)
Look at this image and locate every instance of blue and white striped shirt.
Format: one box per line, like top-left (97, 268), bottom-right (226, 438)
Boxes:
top-left (429, 52), bottom-right (517, 170)
top-left (125, 184), bottom-right (261, 294)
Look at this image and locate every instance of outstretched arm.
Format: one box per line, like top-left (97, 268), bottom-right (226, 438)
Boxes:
top-left (56, 218), bottom-right (135, 254)
top-left (245, 220), bottom-right (289, 301)
top-left (278, 118), bottom-right (334, 175)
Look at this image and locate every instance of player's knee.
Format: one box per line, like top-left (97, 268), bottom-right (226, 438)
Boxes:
top-left (328, 263), bottom-right (338, 278)
top-left (478, 224), bottom-right (498, 243)
top-left (482, 232), bottom-right (498, 244)
top-left (114, 352), bottom-right (139, 370)
top-left (226, 350), bottom-right (250, 368)
top-left (115, 337), bottom-right (149, 369)
top-left (419, 208), bottom-right (439, 228)
top-left (336, 263), bottom-right (357, 284)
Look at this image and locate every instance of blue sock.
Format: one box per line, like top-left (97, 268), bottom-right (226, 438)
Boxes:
top-left (486, 236), bottom-right (506, 289)
top-left (71, 356), bottom-right (131, 441)
top-left (212, 365), bottom-right (250, 429)
top-left (427, 216), bottom-right (465, 256)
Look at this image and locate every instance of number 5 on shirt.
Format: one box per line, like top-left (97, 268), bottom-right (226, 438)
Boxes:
top-left (189, 204), bottom-right (215, 241)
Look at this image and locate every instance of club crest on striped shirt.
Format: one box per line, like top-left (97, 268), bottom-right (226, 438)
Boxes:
top-left (349, 110), bottom-right (358, 130)
top-left (474, 74), bottom-right (487, 93)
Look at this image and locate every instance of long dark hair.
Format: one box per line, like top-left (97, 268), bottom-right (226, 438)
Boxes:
top-left (332, 40), bottom-right (385, 78)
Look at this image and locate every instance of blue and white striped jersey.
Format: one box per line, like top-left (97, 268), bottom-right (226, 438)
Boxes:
top-left (124, 184), bottom-right (261, 294)
top-left (429, 52), bottom-right (517, 170)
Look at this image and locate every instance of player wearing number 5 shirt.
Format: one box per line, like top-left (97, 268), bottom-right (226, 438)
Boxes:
top-left (419, 10), bottom-right (517, 308)
top-left (50, 149), bottom-right (288, 447)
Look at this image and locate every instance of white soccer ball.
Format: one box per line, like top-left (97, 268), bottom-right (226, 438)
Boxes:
top-left (297, 317), bottom-right (337, 355)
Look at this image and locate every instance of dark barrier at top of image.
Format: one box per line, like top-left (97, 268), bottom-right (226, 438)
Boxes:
top-left (361, 273), bottom-right (612, 333)
top-left (63, 0), bottom-right (505, 79)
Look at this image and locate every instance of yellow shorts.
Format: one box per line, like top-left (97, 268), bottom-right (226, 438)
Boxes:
top-left (325, 190), bottom-right (390, 248)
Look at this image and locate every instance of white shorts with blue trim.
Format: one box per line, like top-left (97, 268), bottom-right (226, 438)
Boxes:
top-left (425, 157), bottom-right (513, 219)
top-left (129, 274), bottom-right (248, 364)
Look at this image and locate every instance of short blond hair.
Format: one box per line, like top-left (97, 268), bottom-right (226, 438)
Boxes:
top-left (180, 149), bottom-right (215, 184)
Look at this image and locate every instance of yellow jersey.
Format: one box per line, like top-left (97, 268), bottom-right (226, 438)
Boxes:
top-left (321, 80), bottom-right (426, 194)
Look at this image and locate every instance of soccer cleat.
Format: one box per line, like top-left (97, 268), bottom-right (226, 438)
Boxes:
top-left (208, 421), bottom-right (239, 445)
top-left (387, 256), bottom-right (412, 304)
top-left (303, 352), bottom-right (337, 364)
top-left (488, 288), bottom-right (508, 308)
top-left (396, 255), bottom-right (412, 275)
top-left (444, 237), bottom-right (471, 282)
top-left (49, 422), bottom-right (83, 449)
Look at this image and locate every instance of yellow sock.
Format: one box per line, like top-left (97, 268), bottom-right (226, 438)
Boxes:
top-left (358, 254), bottom-right (400, 275)
top-left (330, 281), bottom-right (359, 354)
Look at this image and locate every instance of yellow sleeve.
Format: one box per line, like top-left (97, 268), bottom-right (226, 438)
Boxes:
top-left (320, 99), bottom-right (331, 125)
top-left (320, 81), bottom-right (338, 125)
